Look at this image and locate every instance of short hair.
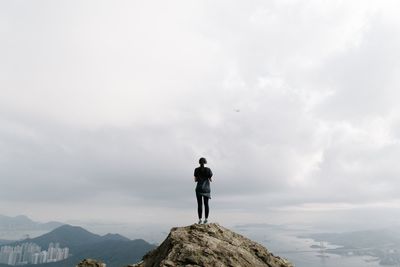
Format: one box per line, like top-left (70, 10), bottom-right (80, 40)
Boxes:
top-left (199, 157), bottom-right (207, 164)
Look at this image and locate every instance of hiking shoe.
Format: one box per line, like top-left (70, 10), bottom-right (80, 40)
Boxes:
top-left (203, 219), bottom-right (208, 224)
top-left (198, 219), bottom-right (202, 224)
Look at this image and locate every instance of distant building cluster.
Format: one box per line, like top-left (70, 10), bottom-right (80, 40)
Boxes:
top-left (0, 242), bottom-right (69, 265)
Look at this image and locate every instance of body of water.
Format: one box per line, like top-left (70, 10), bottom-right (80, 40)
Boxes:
top-left (234, 226), bottom-right (381, 267)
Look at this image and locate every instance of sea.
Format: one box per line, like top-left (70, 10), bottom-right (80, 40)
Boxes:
top-left (233, 225), bottom-right (381, 267)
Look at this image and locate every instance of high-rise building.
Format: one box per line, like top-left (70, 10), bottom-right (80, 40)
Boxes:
top-left (0, 242), bottom-right (69, 266)
top-left (8, 251), bottom-right (17, 266)
top-left (32, 253), bottom-right (39, 264)
top-left (63, 247), bottom-right (69, 259)
top-left (39, 250), bottom-right (48, 264)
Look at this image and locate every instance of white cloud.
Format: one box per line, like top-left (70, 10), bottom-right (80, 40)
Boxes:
top-left (1, 0), bottom-right (400, 226)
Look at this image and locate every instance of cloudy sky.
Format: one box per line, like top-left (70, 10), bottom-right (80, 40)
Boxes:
top-left (1, 0), bottom-right (400, 230)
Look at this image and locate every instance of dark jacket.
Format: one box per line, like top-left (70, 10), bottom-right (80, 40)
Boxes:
top-left (194, 166), bottom-right (213, 198)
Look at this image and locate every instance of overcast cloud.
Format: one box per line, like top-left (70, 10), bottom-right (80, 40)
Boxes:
top-left (1, 0), bottom-right (400, 227)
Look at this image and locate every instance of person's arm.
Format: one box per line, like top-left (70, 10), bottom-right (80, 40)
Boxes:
top-left (194, 168), bottom-right (198, 182)
top-left (209, 168), bottom-right (213, 182)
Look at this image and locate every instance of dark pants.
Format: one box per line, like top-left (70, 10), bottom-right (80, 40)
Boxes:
top-left (196, 193), bottom-right (209, 219)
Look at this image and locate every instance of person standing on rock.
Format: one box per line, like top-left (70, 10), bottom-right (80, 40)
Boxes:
top-left (194, 157), bottom-right (213, 224)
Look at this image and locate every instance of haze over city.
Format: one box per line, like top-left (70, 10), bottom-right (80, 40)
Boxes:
top-left (1, 0), bottom-right (400, 232)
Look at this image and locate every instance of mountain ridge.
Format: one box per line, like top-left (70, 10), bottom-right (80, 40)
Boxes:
top-left (2, 224), bottom-right (155, 267)
top-left (0, 215), bottom-right (64, 231)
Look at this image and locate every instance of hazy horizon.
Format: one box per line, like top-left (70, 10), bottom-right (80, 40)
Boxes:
top-left (2, 0), bottom-right (400, 230)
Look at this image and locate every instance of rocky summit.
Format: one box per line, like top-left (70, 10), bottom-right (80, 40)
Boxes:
top-left (128, 223), bottom-right (294, 267)
top-left (76, 259), bottom-right (106, 267)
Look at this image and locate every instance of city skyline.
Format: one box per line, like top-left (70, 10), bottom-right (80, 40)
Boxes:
top-left (0, 242), bottom-right (69, 265)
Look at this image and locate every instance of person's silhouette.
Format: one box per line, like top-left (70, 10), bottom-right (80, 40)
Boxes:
top-left (194, 157), bottom-right (213, 224)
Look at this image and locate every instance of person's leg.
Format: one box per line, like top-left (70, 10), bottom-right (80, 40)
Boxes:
top-left (203, 196), bottom-right (209, 219)
top-left (196, 193), bottom-right (203, 220)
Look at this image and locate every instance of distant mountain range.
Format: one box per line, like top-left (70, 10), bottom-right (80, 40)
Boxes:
top-left (0, 224), bottom-right (155, 267)
top-left (0, 215), bottom-right (64, 231)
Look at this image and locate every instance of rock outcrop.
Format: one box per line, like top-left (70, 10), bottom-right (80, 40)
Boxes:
top-left (76, 259), bottom-right (107, 267)
top-left (128, 223), bottom-right (293, 267)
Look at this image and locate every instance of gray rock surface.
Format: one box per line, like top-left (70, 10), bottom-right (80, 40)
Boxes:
top-left (128, 223), bottom-right (294, 267)
top-left (76, 259), bottom-right (106, 267)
